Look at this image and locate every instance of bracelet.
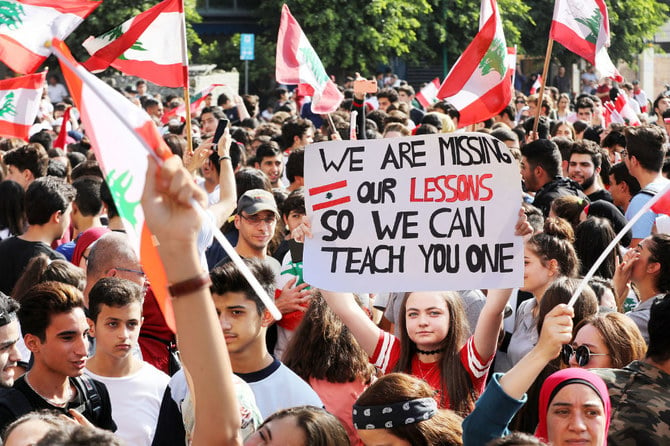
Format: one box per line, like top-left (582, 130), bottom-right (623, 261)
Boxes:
top-left (218, 155), bottom-right (231, 163)
top-left (168, 272), bottom-right (212, 298)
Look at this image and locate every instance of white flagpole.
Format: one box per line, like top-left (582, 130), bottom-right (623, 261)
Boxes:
top-left (567, 181), bottom-right (670, 308)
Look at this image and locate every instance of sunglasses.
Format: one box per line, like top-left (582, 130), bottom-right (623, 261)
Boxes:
top-left (561, 344), bottom-right (609, 367)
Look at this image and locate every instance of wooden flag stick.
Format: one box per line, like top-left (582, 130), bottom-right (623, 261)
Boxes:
top-left (532, 38), bottom-right (554, 136)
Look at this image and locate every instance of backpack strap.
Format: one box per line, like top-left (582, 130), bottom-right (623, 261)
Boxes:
top-left (72, 375), bottom-right (102, 420)
top-left (639, 187), bottom-right (657, 197)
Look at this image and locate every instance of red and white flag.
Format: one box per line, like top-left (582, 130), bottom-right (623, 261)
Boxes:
top-left (161, 83), bottom-right (224, 124)
top-left (416, 78), bottom-right (441, 109)
top-left (82, 0), bottom-right (187, 88)
top-left (0, 0), bottom-right (100, 74)
top-left (0, 72), bottom-right (46, 139)
top-left (436, 0), bottom-right (514, 128)
top-left (52, 39), bottom-right (177, 332)
top-left (276, 4), bottom-right (343, 114)
top-left (308, 180), bottom-right (351, 212)
top-left (613, 91), bottom-right (641, 126)
top-left (53, 105), bottom-right (72, 149)
top-left (530, 75), bottom-right (542, 95)
top-left (550, 0), bottom-right (622, 81)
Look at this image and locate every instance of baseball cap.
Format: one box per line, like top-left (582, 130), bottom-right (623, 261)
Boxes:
top-left (237, 189), bottom-right (279, 217)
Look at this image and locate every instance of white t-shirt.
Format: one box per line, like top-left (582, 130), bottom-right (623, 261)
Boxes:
top-left (236, 358), bottom-right (323, 419)
top-left (85, 362), bottom-right (169, 446)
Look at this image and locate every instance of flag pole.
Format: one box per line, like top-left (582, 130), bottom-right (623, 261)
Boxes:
top-left (178, 0), bottom-right (193, 154)
top-left (567, 181), bottom-right (670, 309)
top-left (532, 38), bottom-right (554, 135)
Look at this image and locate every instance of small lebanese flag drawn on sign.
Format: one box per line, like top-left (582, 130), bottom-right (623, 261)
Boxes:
top-left (309, 180), bottom-right (351, 211)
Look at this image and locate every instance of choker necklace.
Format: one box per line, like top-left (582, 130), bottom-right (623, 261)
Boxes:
top-left (416, 347), bottom-right (445, 355)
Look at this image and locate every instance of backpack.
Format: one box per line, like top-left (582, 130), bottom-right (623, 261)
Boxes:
top-left (0, 375), bottom-right (102, 420)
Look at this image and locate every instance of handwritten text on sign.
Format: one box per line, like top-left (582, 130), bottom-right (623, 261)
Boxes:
top-left (303, 133), bottom-right (524, 292)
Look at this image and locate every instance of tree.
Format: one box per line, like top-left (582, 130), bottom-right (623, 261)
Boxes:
top-left (256, 0), bottom-right (432, 77)
top-left (517, 0), bottom-right (669, 66)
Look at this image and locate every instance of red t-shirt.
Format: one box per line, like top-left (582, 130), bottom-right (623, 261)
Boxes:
top-left (369, 330), bottom-right (492, 409)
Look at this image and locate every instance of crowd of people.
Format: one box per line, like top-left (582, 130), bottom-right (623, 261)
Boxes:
top-left (0, 67), bottom-right (668, 446)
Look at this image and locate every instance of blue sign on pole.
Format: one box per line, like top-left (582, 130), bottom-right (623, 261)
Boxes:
top-left (240, 34), bottom-right (255, 61)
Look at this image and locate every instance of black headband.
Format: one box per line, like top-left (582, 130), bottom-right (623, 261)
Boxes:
top-left (548, 378), bottom-right (604, 409)
top-left (353, 397), bottom-right (437, 430)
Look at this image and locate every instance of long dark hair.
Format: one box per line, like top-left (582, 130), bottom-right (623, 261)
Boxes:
top-left (575, 217), bottom-right (617, 279)
top-left (394, 292), bottom-right (473, 414)
top-left (0, 180), bottom-right (26, 237)
top-left (283, 292), bottom-right (375, 383)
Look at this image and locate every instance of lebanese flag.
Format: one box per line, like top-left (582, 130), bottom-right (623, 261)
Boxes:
top-left (436, 0), bottom-right (514, 128)
top-left (416, 78), bottom-right (440, 109)
top-left (0, 72), bottom-right (46, 139)
top-left (161, 83), bottom-right (224, 124)
top-left (52, 39), bottom-right (177, 332)
top-left (308, 180), bottom-right (351, 211)
top-left (550, 0), bottom-right (622, 81)
top-left (276, 4), bottom-right (343, 114)
top-left (530, 75), bottom-right (542, 95)
top-left (82, 0), bottom-right (187, 88)
top-left (612, 89), bottom-right (641, 126)
top-left (651, 185), bottom-right (670, 216)
top-left (52, 105), bottom-right (72, 149)
top-left (0, 0), bottom-right (100, 74)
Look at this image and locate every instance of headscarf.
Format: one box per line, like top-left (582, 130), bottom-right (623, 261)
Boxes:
top-left (72, 227), bottom-right (111, 266)
top-left (586, 200), bottom-right (632, 247)
top-left (535, 368), bottom-right (611, 444)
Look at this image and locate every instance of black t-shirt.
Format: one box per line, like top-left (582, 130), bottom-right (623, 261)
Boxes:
top-left (0, 237), bottom-right (65, 294)
top-left (587, 188), bottom-right (613, 204)
top-left (0, 375), bottom-right (116, 432)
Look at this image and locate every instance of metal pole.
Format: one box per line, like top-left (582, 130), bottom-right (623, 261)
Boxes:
top-left (245, 60), bottom-right (249, 95)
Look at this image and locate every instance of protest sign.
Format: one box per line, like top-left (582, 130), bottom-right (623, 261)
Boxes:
top-left (304, 132), bottom-right (523, 292)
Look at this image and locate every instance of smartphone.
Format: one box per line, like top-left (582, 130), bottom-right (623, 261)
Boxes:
top-left (213, 118), bottom-right (230, 144)
top-left (287, 238), bottom-right (304, 264)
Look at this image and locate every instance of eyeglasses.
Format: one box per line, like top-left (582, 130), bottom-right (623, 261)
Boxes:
top-left (240, 214), bottom-right (277, 226)
top-left (561, 344), bottom-right (609, 367)
top-left (620, 149), bottom-right (627, 158)
top-left (114, 267), bottom-right (146, 278)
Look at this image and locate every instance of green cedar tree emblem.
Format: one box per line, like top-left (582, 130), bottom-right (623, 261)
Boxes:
top-left (478, 37), bottom-right (506, 78)
top-left (0, 1), bottom-right (25, 30)
top-left (106, 169), bottom-right (140, 228)
top-left (119, 40), bottom-right (147, 60)
top-left (0, 92), bottom-right (17, 118)
top-left (298, 46), bottom-right (329, 86)
top-left (575, 8), bottom-right (601, 45)
top-left (101, 25), bottom-right (124, 41)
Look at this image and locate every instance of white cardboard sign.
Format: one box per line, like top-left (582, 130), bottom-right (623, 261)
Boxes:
top-left (303, 132), bottom-right (524, 292)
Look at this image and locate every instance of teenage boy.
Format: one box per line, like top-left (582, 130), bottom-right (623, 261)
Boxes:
top-left (85, 278), bottom-right (169, 446)
top-left (0, 176), bottom-right (75, 294)
top-left (0, 282), bottom-right (116, 431)
top-left (152, 259), bottom-right (322, 444)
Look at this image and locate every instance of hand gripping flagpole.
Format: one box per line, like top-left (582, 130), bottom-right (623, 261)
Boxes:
top-left (50, 41), bottom-right (282, 321)
top-left (566, 181), bottom-right (670, 309)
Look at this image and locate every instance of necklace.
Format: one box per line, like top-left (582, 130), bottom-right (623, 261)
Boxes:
top-left (24, 373), bottom-right (74, 408)
top-left (416, 347), bottom-right (445, 355)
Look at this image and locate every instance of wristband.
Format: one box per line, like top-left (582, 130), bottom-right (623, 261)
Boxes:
top-left (218, 155), bottom-right (231, 163)
top-left (168, 272), bottom-right (212, 298)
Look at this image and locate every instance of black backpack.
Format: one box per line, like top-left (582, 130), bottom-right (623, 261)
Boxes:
top-left (0, 375), bottom-right (102, 420)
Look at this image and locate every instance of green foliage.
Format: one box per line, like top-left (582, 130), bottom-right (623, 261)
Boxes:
top-left (518, 0), bottom-right (669, 66)
top-left (256, 0), bottom-right (432, 77)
